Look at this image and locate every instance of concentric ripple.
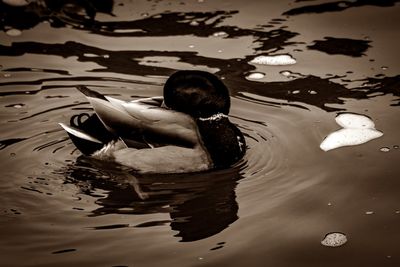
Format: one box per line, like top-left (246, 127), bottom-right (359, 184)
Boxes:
top-left (0, 72), bottom-right (328, 245)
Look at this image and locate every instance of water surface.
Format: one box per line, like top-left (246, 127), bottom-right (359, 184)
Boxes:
top-left (1, 0), bottom-right (400, 266)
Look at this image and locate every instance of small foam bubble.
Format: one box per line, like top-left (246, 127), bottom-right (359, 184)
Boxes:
top-left (321, 232), bottom-right (347, 247)
top-left (83, 53), bottom-right (99, 57)
top-left (280, 70), bottom-right (306, 80)
top-left (280, 70), bottom-right (291, 76)
top-left (212, 31), bottom-right (228, 37)
top-left (365, 211), bottom-right (374, 215)
top-left (320, 128), bottom-right (383, 151)
top-left (245, 72), bottom-right (265, 80)
top-left (380, 147), bottom-right (390, 152)
top-left (336, 113), bottom-right (375, 129)
top-left (250, 55), bottom-right (296, 66)
top-left (6, 28), bottom-right (22, 37)
top-left (338, 2), bottom-right (349, 7)
top-left (190, 21), bottom-right (200, 26)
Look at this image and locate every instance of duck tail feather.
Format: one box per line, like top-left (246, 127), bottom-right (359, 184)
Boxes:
top-left (59, 123), bottom-right (102, 144)
top-left (76, 85), bottom-right (108, 101)
top-left (59, 123), bottom-right (105, 155)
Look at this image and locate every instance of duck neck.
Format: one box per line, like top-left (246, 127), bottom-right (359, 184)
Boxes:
top-left (195, 114), bottom-right (246, 169)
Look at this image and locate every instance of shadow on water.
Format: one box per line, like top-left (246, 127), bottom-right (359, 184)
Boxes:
top-left (307, 37), bottom-right (371, 57)
top-left (1, 0), bottom-right (296, 46)
top-left (1, 40), bottom-right (399, 110)
top-left (286, 0), bottom-right (400, 16)
top-left (0, 0), bottom-right (114, 30)
top-left (1, 0), bottom-right (399, 112)
top-left (65, 156), bottom-right (243, 242)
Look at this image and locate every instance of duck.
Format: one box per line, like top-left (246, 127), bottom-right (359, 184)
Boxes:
top-left (59, 70), bottom-right (246, 174)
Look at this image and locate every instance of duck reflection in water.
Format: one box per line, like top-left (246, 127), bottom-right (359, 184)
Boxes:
top-left (66, 157), bottom-right (242, 242)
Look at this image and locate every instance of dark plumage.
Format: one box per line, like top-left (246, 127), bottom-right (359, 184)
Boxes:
top-left (164, 70), bottom-right (230, 118)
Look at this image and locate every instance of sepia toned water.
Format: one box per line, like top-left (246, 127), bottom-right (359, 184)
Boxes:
top-left (1, 0), bottom-right (399, 266)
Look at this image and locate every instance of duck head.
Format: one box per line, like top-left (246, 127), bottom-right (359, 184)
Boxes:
top-left (163, 70), bottom-right (246, 169)
top-left (163, 70), bottom-right (230, 118)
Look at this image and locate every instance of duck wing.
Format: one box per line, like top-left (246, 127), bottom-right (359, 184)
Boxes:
top-left (76, 86), bottom-right (201, 148)
top-left (121, 101), bottom-right (200, 147)
top-left (77, 86), bottom-right (146, 137)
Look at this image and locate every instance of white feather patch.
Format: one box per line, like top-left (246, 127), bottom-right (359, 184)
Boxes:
top-left (92, 140), bottom-right (127, 159)
top-left (59, 123), bottom-right (102, 143)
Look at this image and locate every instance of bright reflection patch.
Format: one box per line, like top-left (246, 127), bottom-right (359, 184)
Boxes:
top-left (320, 113), bottom-right (383, 151)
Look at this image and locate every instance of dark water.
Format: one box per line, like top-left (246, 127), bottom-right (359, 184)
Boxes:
top-left (1, 0), bottom-right (399, 266)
